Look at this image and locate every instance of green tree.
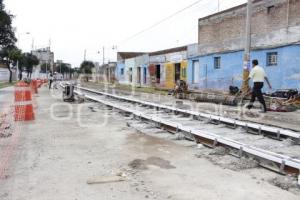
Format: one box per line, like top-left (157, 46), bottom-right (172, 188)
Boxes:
top-left (40, 63), bottom-right (51, 74)
top-left (60, 63), bottom-right (70, 76)
top-left (0, 0), bottom-right (17, 83)
top-left (54, 63), bottom-right (71, 78)
top-left (9, 48), bottom-right (22, 80)
top-left (19, 53), bottom-right (39, 78)
top-left (80, 61), bottom-right (95, 81)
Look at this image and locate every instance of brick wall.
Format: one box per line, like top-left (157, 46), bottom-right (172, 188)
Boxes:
top-left (198, 0), bottom-right (300, 55)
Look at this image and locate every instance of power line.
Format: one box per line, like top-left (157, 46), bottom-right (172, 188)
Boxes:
top-left (118, 0), bottom-right (207, 45)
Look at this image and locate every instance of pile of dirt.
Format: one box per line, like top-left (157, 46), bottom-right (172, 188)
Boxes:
top-left (195, 146), bottom-right (259, 171)
top-left (209, 146), bottom-right (229, 156)
top-left (128, 159), bottom-right (148, 170)
top-left (129, 157), bottom-right (176, 170)
top-left (269, 175), bottom-right (299, 191)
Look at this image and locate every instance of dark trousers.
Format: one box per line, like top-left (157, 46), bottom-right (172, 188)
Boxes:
top-left (248, 82), bottom-right (267, 112)
top-left (49, 80), bottom-right (53, 89)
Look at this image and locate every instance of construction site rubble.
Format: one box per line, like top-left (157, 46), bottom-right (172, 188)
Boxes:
top-left (0, 114), bottom-right (12, 138)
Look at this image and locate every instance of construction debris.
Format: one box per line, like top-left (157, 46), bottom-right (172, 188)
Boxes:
top-left (267, 96), bottom-right (299, 112)
top-left (268, 89), bottom-right (298, 99)
top-left (0, 114), bottom-right (12, 138)
top-left (129, 157), bottom-right (176, 170)
top-left (269, 175), bottom-right (299, 191)
top-left (195, 147), bottom-right (259, 171)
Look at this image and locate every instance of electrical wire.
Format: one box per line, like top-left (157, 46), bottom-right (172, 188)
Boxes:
top-left (118, 0), bottom-right (207, 45)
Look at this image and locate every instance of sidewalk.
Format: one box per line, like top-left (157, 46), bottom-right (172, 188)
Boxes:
top-left (0, 86), bottom-right (299, 200)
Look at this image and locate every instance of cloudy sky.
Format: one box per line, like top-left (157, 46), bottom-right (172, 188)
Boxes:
top-left (5, 0), bottom-right (246, 67)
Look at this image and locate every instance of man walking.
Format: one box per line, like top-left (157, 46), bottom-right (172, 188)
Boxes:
top-left (49, 73), bottom-right (54, 89)
top-left (246, 59), bottom-right (272, 113)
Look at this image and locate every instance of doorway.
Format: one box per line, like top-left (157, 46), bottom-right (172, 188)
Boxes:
top-left (156, 65), bottom-right (160, 84)
top-left (137, 67), bottom-right (141, 84)
top-left (143, 67), bottom-right (147, 84)
top-left (175, 63), bottom-right (181, 83)
top-left (129, 68), bottom-right (132, 83)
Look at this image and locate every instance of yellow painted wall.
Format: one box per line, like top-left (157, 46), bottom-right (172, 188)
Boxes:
top-left (163, 60), bottom-right (188, 89)
top-left (180, 60), bottom-right (188, 81)
top-left (164, 63), bottom-right (175, 89)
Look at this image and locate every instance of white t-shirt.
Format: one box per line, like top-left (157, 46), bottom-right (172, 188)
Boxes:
top-left (249, 65), bottom-right (266, 82)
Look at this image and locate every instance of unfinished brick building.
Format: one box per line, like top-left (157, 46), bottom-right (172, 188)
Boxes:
top-left (188, 0), bottom-right (300, 90)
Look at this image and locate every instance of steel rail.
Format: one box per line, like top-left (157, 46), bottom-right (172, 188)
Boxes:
top-left (75, 86), bottom-right (300, 142)
top-left (74, 90), bottom-right (300, 175)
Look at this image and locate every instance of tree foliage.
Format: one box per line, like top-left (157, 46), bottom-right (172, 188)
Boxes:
top-left (0, 0), bottom-right (16, 48)
top-left (19, 53), bottom-right (39, 78)
top-left (0, 0), bottom-right (17, 82)
top-left (55, 63), bottom-right (71, 75)
top-left (80, 61), bottom-right (95, 74)
top-left (40, 63), bottom-right (50, 73)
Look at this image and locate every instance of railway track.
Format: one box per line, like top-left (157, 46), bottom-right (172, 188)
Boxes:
top-left (62, 83), bottom-right (300, 181)
top-left (76, 86), bottom-right (300, 142)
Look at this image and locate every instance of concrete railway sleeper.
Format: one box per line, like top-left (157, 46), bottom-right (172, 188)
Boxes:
top-left (69, 89), bottom-right (300, 183)
top-left (75, 86), bottom-right (300, 144)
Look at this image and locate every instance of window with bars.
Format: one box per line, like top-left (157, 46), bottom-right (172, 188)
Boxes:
top-left (214, 57), bottom-right (221, 69)
top-left (266, 52), bottom-right (278, 66)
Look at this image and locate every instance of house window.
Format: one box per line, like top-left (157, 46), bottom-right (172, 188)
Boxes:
top-left (121, 68), bottom-right (124, 75)
top-left (214, 57), bottom-right (221, 69)
top-left (267, 52), bottom-right (278, 66)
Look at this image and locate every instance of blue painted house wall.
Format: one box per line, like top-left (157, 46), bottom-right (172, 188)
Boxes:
top-left (188, 44), bottom-right (300, 91)
top-left (116, 63), bottom-right (126, 84)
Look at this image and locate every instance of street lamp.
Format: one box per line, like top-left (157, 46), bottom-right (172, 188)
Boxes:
top-left (99, 45), bottom-right (118, 65)
top-left (16, 32), bottom-right (31, 80)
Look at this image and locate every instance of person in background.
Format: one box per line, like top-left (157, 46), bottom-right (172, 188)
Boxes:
top-left (49, 73), bottom-right (53, 89)
top-left (246, 59), bottom-right (272, 113)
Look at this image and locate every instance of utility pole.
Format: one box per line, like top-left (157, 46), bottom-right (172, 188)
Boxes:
top-left (84, 49), bottom-right (87, 61)
top-left (60, 63), bottom-right (62, 79)
top-left (31, 38), bottom-right (35, 51)
top-left (46, 63), bottom-right (48, 77)
top-left (102, 46), bottom-right (105, 65)
top-left (241, 0), bottom-right (252, 94)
